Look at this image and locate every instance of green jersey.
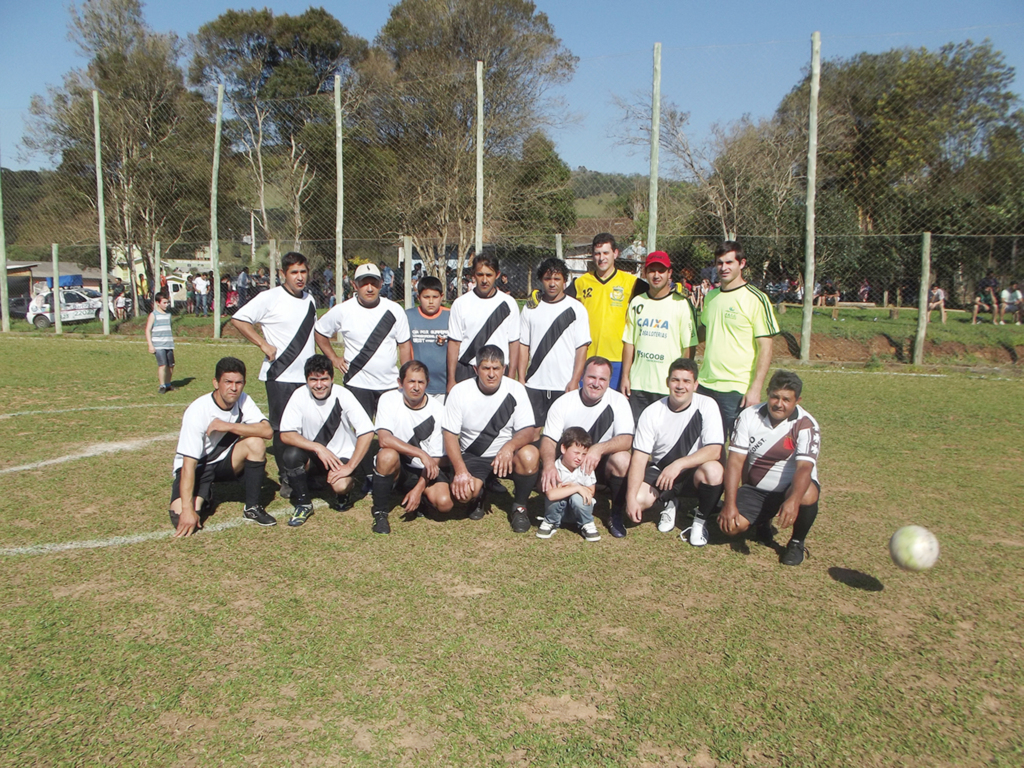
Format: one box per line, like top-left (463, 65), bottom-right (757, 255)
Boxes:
top-left (622, 292), bottom-right (698, 394)
top-left (699, 283), bottom-right (779, 394)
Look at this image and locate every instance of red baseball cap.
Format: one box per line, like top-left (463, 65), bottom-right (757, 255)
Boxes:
top-left (644, 251), bottom-right (671, 270)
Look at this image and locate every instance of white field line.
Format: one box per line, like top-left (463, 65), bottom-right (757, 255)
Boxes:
top-left (0, 403), bottom-right (183, 421)
top-left (0, 499), bottom-right (331, 558)
top-left (0, 433), bottom-right (179, 475)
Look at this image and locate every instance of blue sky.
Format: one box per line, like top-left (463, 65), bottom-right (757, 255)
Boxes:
top-left (1, 0), bottom-right (1022, 174)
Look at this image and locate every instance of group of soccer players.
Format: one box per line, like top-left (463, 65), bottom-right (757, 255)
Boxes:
top-left (167, 236), bottom-right (822, 566)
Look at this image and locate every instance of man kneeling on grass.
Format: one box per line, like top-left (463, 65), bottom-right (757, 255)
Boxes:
top-left (537, 427), bottom-right (601, 542)
top-left (170, 357), bottom-right (274, 537)
top-left (717, 370), bottom-right (821, 566)
top-left (624, 358), bottom-right (725, 543)
top-left (370, 360), bottom-right (454, 534)
top-left (442, 344), bottom-right (539, 533)
top-left (278, 355), bottom-right (374, 528)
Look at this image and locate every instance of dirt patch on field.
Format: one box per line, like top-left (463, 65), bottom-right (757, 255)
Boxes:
top-left (765, 332), bottom-right (1024, 367)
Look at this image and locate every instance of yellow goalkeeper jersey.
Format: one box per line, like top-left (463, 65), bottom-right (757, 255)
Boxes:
top-left (567, 269), bottom-right (645, 363)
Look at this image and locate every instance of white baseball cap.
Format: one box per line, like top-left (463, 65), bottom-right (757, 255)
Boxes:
top-left (353, 263), bottom-right (382, 282)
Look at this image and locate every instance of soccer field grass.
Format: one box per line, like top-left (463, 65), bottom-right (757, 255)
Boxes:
top-left (1, 335), bottom-right (1022, 767)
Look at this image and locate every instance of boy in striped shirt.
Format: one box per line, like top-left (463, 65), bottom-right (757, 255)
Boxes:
top-left (145, 291), bottom-right (175, 394)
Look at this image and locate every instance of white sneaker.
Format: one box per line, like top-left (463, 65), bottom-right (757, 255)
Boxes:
top-left (683, 515), bottom-right (708, 547)
top-left (536, 520), bottom-right (557, 539)
top-left (657, 499), bottom-right (677, 532)
top-left (581, 522), bottom-right (601, 542)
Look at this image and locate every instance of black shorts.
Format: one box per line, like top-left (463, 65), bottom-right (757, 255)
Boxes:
top-left (461, 453), bottom-right (496, 482)
top-left (697, 385), bottom-right (744, 439)
top-left (398, 460), bottom-right (452, 489)
top-left (347, 386), bottom-right (394, 421)
top-left (265, 380), bottom-right (304, 431)
top-left (735, 480), bottom-right (822, 524)
top-left (170, 445), bottom-right (239, 505)
top-left (643, 464), bottom-right (697, 495)
top-left (527, 387), bottom-right (562, 427)
top-left (154, 348), bottom-right (175, 368)
top-left (629, 389), bottom-right (663, 424)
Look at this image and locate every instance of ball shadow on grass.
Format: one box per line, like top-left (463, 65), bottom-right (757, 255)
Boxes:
top-left (828, 566), bottom-right (884, 592)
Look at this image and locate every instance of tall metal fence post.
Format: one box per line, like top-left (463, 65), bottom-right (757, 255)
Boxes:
top-left (335, 74), bottom-right (345, 306)
top-left (475, 60), bottom-right (484, 260)
top-left (92, 90), bottom-right (110, 335)
top-left (52, 243), bottom-right (62, 334)
top-left (404, 235), bottom-right (413, 309)
top-left (913, 232), bottom-right (931, 365)
top-left (555, 233), bottom-right (563, 259)
top-left (211, 84), bottom-right (225, 338)
top-left (647, 42), bottom-right (662, 254)
top-left (799, 32), bottom-right (821, 362)
top-left (0, 163), bottom-right (9, 332)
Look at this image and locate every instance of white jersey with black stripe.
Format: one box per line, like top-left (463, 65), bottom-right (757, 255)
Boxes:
top-left (520, 296), bottom-right (591, 390)
top-left (448, 289), bottom-right (520, 367)
top-left (314, 297), bottom-right (411, 391)
top-left (279, 384), bottom-right (375, 460)
top-left (442, 376), bottom-right (535, 458)
top-left (542, 388), bottom-right (633, 446)
top-left (173, 392), bottom-right (267, 474)
top-left (728, 403), bottom-right (820, 491)
top-left (232, 286), bottom-right (317, 383)
top-left (633, 394), bottom-right (724, 466)
top-left (374, 389), bottom-right (445, 470)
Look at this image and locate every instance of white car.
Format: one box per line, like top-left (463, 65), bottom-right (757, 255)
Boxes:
top-left (26, 289), bottom-right (104, 329)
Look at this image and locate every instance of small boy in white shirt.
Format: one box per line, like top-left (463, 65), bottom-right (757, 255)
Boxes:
top-left (537, 427), bottom-right (600, 541)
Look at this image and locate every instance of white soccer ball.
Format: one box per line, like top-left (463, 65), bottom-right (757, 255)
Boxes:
top-left (889, 525), bottom-right (940, 571)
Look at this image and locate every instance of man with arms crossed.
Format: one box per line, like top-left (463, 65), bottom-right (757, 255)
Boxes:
top-left (170, 357), bottom-right (274, 537)
top-left (314, 262), bottom-right (412, 420)
top-left (447, 254), bottom-right (521, 389)
top-left (443, 345), bottom-right (539, 533)
top-left (541, 356), bottom-right (635, 538)
top-left (717, 370), bottom-right (821, 566)
top-left (698, 241), bottom-right (779, 438)
top-left (567, 233), bottom-right (647, 390)
top-left (620, 251), bottom-right (698, 422)
top-left (372, 360), bottom-right (454, 534)
top-left (231, 252), bottom-right (318, 498)
top-left (999, 280), bottom-right (1022, 325)
top-left (278, 355), bottom-right (375, 528)
top-left (518, 258), bottom-right (591, 429)
top-left (625, 358), bottom-right (724, 543)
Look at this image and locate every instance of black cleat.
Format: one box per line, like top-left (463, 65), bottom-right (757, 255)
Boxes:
top-left (243, 505), bottom-right (277, 527)
top-left (372, 510), bottom-right (391, 535)
top-left (608, 511), bottom-right (627, 539)
top-left (510, 504), bottom-right (531, 533)
top-left (781, 539), bottom-right (807, 566)
top-left (331, 494), bottom-right (354, 512)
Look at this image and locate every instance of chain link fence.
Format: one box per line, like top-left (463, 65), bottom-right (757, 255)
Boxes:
top-left (2, 33), bottom-right (1021, 346)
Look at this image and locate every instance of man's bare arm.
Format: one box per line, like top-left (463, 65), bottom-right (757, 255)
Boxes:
top-left (231, 318), bottom-right (276, 360)
top-left (744, 335), bottom-right (774, 407)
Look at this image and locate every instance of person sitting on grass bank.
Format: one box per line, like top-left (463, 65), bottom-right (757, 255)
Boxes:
top-left (169, 357), bottom-right (274, 537)
top-left (371, 360), bottom-right (454, 534)
top-left (145, 290), bottom-right (175, 394)
top-left (717, 370), bottom-right (822, 566)
top-left (624, 358), bottom-right (725, 543)
top-left (927, 284), bottom-right (947, 325)
top-left (278, 355), bottom-right (375, 528)
top-left (442, 344), bottom-right (539, 533)
top-left (972, 270), bottom-right (1000, 325)
top-left (537, 427), bottom-right (601, 542)
top-left (999, 280), bottom-right (1022, 325)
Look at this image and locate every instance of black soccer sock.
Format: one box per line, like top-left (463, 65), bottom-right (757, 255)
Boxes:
top-left (696, 482), bottom-right (724, 519)
top-left (243, 459), bottom-right (266, 509)
top-left (371, 471), bottom-right (396, 512)
top-left (792, 501), bottom-right (819, 542)
top-left (512, 471), bottom-right (538, 507)
top-left (606, 474), bottom-right (627, 515)
top-left (272, 431), bottom-right (287, 475)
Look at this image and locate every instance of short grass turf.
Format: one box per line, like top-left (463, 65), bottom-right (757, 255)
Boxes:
top-left (1, 334), bottom-right (1022, 767)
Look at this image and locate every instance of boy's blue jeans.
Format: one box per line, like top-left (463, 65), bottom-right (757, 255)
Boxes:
top-left (544, 493), bottom-right (594, 527)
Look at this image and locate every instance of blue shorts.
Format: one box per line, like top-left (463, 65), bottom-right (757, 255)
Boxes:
top-left (154, 348), bottom-right (175, 368)
top-left (609, 362), bottom-right (623, 391)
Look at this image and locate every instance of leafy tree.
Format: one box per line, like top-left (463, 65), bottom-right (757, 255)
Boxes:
top-left (190, 7), bottom-right (368, 251)
top-left (357, 0), bottom-right (577, 289)
top-left (500, 131), bottom-right (576, 245)
top-left (23, 0), bottom-right (220, 303)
